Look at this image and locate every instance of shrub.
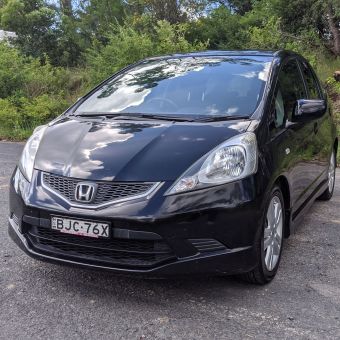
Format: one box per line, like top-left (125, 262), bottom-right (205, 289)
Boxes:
top-left (0, 43), bottom-right (26, 98)
top-left (0, 43), bottom-right (86, 138)
top-left (0, 98), bottom-right (20, 132)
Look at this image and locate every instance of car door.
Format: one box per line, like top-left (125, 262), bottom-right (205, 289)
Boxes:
top-left (298, 58), bottom-right (331, 184)
top-left (273, 58), bottom-right (317, 212)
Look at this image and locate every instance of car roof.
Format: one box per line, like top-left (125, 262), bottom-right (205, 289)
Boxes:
top-left (146, 50), bottom-right (300, 61)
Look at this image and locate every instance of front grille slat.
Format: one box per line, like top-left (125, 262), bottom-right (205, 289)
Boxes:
top-left (28, 227), bottom-right (171, 255)
top-left (42, 173), bottom-right (156, 206)
top-left (27, 226), bottom-right (176, 268)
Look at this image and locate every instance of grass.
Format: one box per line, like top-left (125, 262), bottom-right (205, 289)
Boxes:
top-left (0, 128), bottom-right (33, 141)
top-left (315, 56), bottom-right (340, 83)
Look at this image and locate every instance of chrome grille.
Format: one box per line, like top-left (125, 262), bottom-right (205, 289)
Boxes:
top-left (42, 173), bottom-right (157, 206)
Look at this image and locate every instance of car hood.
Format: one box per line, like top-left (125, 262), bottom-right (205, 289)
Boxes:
top-left (34, 116), bottom-right (251, 181)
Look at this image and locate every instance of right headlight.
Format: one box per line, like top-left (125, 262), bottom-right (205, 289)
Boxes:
top-left (13, 167), bottom-right (30, 202)
top-left (165, 132), bottom-right (258, 195)
top-left (19, 125), bottom-right (47, 182)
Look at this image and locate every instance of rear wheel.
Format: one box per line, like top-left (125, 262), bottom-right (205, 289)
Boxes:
top-left (318, 150), bottom-right (336, 201)
top-left (240, 186), bottom-right (284, 284)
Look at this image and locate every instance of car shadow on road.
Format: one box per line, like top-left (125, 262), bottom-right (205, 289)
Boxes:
top-left (19, 258), bottom-right (267, 309)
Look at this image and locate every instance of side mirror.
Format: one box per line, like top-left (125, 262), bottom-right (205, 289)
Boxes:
top-left (294, 99), bottom-right (326, 121)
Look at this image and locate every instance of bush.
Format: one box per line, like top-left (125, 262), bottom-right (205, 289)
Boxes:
top-left (0, 98), bottom-right (20, 132)
top-left (0, 43), bottom-right (26, 98)
top-left (0, 43), bottom-right (86, 139)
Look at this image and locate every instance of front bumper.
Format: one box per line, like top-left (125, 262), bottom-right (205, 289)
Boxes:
top-left (8, 217), bottom-right (255, 276)
top-left (8, 169), bottom-right (266, 276)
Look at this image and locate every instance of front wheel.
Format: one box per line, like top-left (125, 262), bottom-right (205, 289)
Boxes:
top-left (240, 186), bottom-right (284, 284)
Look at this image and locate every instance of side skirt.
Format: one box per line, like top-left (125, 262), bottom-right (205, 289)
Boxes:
top-left (289, 179), bottom-right (328, 234)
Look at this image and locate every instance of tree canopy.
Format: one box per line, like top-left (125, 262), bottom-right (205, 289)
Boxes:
top-left (0, 0), bottom-right (339, 67)
top-left (0, 0), bottom-right (339, 140)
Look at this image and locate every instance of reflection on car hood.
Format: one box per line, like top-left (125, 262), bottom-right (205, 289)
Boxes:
top-left (34, 116), bottom-right (251, 181)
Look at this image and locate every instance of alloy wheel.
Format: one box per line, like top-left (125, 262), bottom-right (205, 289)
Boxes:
top-left (328, 151), bottom-right (335, 193)
top-left (264, 195), bottom-right (283, 271)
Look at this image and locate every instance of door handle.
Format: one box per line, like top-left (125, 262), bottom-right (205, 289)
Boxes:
top-left (313, 122), bottom-right (318, 134)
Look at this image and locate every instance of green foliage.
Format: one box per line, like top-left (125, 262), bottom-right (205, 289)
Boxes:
top-left (246, 16), bottom-right (284, 50)
top-left (0, 0), bottom-right (59, 60)
top-left (86, 20), bottom-right (207, 85)
top-left (0, 43), bottom-right (26, 97)
top-left (326, 76), bottom-right (340, 94)
top-left (325, 74), bottom-right (340, 163)
top-left (189, 7), bottom-right (248, 49)
top-left (0, 98), bottom-right (20, 133)
top-left (273, 0), bottom-right (340, 56)
top-left (0, 42), bottom-right (85, 139)
top-left (0, 94), bottom-right (69, 139)
top-left (0, 0), bottom-right (339, 140)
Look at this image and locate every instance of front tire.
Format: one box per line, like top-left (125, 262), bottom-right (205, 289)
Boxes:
top-left (241, 186), bottom-right (285, 284)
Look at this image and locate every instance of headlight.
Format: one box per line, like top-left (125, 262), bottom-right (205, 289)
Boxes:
top-left (19, 125), bottom-right (47, 182)
top-left (166, 132), bottom-right (258, 195)
top-left (13, 167), bottom-right (30, 201)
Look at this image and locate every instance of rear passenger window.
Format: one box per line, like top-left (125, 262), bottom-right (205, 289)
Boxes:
top-left (300, 60), bottom-right (321, 99)
top-left (277, 59), bottom-right (306, 121)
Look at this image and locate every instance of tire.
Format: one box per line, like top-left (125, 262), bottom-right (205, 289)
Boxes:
top-left (240, 186), bottom-right (285, 285)
top-left (318, 150), bottom-right (336, 201)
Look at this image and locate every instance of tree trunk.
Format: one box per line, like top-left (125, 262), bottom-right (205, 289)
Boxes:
top-left (60, 0), bottom-right (73, 18)
top-left (327, 4), bottom-right (340, 56)
top-left (149, 0), bottom-right (182, 24)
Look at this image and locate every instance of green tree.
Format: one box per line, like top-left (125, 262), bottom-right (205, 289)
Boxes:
top-left (274, 0), bottom-right (340, 56)
top-left (189, 6), bottom-right (248, 49)
top-left (209, 0), bottom-right (253, 15)
top-left (77, 0), bottom-right (126, 45)
top-left (127, 0), bottom-right (186, 24)
top-left (0, 0), bottom-right (58, 60)
top-left (86, 20), bottom-right (207, 84)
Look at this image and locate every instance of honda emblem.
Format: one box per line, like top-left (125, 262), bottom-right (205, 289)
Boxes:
top-left (75, 182), bottom-right (97, 203)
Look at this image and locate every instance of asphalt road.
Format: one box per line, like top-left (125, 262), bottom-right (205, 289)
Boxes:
top-left (0, 141), bottom-right (339, 340)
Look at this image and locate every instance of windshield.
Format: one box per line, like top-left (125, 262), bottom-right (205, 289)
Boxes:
top-left (75, 56), bottom-right (272, 118)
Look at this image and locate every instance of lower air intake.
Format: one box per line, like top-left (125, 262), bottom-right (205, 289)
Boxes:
top-left (189, 239), bottom-right (227, 253)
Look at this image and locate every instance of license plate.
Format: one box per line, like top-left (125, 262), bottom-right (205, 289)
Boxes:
top-left (51, 216), bottom-right (110, 238)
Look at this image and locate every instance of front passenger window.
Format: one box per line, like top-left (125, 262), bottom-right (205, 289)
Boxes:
top-left (274, 88), bottom-right (285, 127)
top-left (300, 60), bottom-right (322, 99)
top-left (277, 60), bottom-right (307, 121)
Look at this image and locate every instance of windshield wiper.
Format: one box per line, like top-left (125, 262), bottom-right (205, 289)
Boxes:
top-left (197, 115), bottom-right (249, 122)
top-left (73, 112), bottom-right (121, 118)
top-left (73, 112), bottom-right (248, 122)
top-left (73, 112), bottom-right (195, 122)
top-left (130, 114), bottom-right (195, 122)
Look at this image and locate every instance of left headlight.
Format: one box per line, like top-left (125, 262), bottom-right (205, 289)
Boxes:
top-left (166, 132), bottom-right (258, 195)
top-left (19, 125), bottom-right (47, 182)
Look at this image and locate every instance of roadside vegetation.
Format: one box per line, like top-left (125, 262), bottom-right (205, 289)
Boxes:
top-left (0, 0), bottom-right (339, 154)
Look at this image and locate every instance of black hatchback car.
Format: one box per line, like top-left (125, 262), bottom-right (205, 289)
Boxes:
top-left (9, 50), bottom-right (337, 284)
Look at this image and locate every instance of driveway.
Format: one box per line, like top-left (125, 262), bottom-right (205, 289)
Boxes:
top-left (0, 141), bottom-right (339, 340)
